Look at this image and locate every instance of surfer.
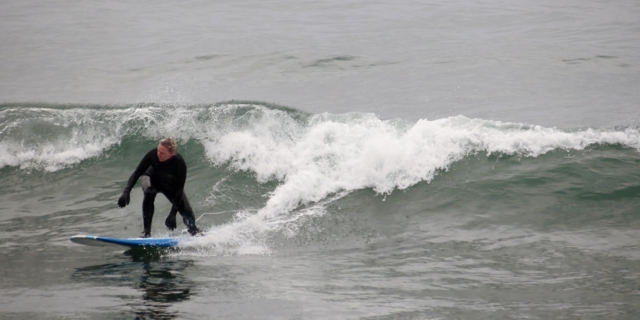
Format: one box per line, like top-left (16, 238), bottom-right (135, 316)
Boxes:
top-left (117, 137), bottom-right (201, 237)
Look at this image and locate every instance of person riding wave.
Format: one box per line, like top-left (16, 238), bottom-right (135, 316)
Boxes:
top-left (118, 137), bottom-right (201, 237)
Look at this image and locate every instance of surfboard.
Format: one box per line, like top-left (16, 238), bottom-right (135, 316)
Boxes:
top-left (70, 235), bottom-right (187, 248)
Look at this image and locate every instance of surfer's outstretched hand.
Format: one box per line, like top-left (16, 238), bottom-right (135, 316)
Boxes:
top-left (118, 192), bottom-right (130, 208)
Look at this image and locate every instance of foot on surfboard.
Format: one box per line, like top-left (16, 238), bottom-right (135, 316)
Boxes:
top-left (188, 226), bottom-right (203, 237)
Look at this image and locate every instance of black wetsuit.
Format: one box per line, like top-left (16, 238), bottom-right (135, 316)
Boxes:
top-left (123, 148), bottom-right (198, 235)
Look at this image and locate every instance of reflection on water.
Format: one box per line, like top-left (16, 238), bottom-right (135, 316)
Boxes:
top-left (72, 250), bottom-right (194, 319)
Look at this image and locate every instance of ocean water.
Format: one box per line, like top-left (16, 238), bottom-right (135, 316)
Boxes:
top-left (1, 1), bottom-right (640, 319)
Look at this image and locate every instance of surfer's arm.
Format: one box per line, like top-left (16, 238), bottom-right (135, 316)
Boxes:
top-left (118, 149), bottom-right (154, 208)
top-left (124, 149), bottom-right (155, 193)
top-left (171, 157), bottom-right (188, 210)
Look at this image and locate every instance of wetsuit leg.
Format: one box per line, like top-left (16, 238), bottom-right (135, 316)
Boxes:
top-left (140, 175), bottom-right (156, 237)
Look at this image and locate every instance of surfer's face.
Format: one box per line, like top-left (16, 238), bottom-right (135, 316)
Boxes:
top-left (157, 144), bottom-right (174, 162)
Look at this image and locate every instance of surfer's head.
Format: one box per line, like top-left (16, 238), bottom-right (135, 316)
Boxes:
top-left (157, 137), bottom-right (177, 162)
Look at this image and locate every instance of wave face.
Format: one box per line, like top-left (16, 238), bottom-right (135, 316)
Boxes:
top-left (2, 102), bottom-right (640, 255)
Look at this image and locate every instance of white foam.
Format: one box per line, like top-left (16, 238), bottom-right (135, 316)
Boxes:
top-left (195, 110), bottom-right (640, 255)
top-left (0, 140), bottom-right (114, 171)
top-left (206, 113), bottom-right (640, 214)
top-left (0, 105), bottom-right (199, 171)
top-left (0, 106), bottom-right (130, 171)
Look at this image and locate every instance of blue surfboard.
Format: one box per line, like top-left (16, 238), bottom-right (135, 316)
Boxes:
top-left (70, 235), bottom-right (188, 248)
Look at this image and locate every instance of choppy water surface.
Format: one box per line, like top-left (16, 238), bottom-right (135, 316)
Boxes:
top-left (1, 0), bottom-right (639, 319)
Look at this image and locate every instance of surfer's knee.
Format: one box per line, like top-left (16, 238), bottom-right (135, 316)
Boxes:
top-left (143, 187), bottom-right (157, 199)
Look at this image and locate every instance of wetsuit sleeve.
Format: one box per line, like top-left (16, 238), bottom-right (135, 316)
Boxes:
top-left (123, 149), bottom-right (155, 193)
top-left (172, 156), bottom-right (188, 209)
